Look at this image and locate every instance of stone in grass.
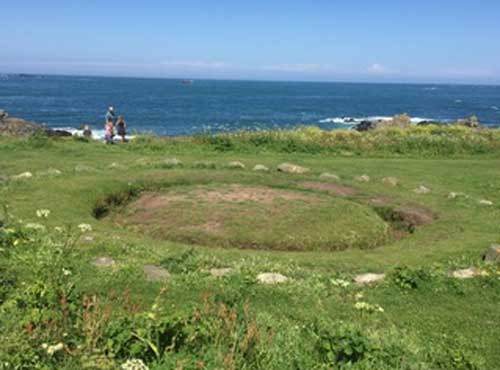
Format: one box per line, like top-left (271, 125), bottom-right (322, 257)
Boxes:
top-left (192, 161), bottom-right (217, 169)
top-left (226, 161), bottom-right (246, 169)
top-left (108, 162), bottom-right (126, 170)
top-left (257, 273), bottom-right (288, 285)
top-left (319, 172), bottom-right (340, 181)
top-left (448, 192), bottom-right (467, 199)
top-left (355, 174), bottom-right (370, 182)
top-left (143, 265), bottom-right (171, 282)
top-left (452, 268), bottom-right (476, 279)
top-left (354, 273), bottom-right (385, 285)
top-left (253, 164), bottom-right (269, 172)
top-left (37, 168), bottom-right (62, 177)
top-left (479, 199), bottom-right (494, 206)
top-left (382, 177), bottom-right (399, 187)
top-left (483, 244), bottom-right (500, 263)
top-left (12, 172), bottom-right (33, 180)
top-left (0, 175), bottom-right (9, 183)
top-left (161, 158), bottom-right (183, 168)
top-left (414, 185), bottom-right (431, 195)
top-left (92, 256), bottom-right (116, 268)
top-left (75, 164), bottom-right (97, 173)
top-left (210, 268), bottom-right (235, 278)
top-left (277, 163), bottom-right (309, 174)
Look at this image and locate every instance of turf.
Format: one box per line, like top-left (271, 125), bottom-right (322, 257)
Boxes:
top-left (1, 134), bottom-right (500, 369)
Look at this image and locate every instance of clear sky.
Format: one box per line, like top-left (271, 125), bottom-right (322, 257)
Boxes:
top-left (1, 0), bottom-right (500, 83)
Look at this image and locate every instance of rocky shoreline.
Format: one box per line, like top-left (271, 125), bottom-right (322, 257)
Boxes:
top-left (0, 109), bottom-right (487, 139)
top-left (0, 109), bottom-right (72, 137)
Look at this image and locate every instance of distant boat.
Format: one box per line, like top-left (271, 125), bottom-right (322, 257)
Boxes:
top-left (181, 79), bottom-right (193, 85)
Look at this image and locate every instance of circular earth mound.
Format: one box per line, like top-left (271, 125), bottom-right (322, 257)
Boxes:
top-left (109, 184), bottom-right (391, 251)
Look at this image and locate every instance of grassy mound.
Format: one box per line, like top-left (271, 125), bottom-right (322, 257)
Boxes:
top-left (108, 184), bottom-right (391, 251)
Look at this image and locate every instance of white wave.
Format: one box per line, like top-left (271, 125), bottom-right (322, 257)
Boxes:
top-left (53, 127), bottom-right (135, 141)
top-left (492, 106), bottom-right (499, 111)
top-left (455, 99), bottom-right (463, 103)
top-left (319, 116), bottom-right (432, 125)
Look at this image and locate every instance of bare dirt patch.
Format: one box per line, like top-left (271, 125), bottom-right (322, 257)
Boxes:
top-left (299, 181), bottom-right (359, 197)
top-left (192, 184), bottom-right (315, 204)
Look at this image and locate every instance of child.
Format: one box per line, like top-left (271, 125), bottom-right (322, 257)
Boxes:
top-left (116, 115), bottom-right (127, 142)
top-left (104, 118), bottom-right (114, 144)
top-left (82, 124), bottom-right (92, 138)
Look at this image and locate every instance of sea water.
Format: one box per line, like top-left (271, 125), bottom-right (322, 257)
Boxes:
top-left (1, 74), bottom-right (499, 137)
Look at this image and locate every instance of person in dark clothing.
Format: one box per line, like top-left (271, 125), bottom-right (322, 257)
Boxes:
top-left (115, 115), bottom-right (127, 142)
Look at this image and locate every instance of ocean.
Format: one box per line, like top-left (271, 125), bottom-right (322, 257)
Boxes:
top-left (1, 74), bottom-right (499, 137)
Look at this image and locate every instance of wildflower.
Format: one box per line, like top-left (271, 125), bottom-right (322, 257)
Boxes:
top-left (3, 228), bottom-right (15, 234)
top-left (13, 239), bottom-right (20, 246)
top-left (78, 223), bottom-right (92, 233)
top-left (54, 226), bottom-right (64, 233)
top-left (62, 268), bottom-right (72, 276)
top-left (354, 301), bottom-right (384, 313)
top-left (355, 292), bottom-right (364, 300)
top-left (46, 342), bottom-right (64, 356)
top-left (36, 209), bottom-right (51, 218)
top-left (330, 278), bottom-right (350, 288)
top-left (25, 223), bottom-right (46, 231)
top-left (121, 359), bottom-right (149, 370)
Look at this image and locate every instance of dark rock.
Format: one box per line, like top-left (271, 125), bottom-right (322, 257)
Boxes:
top-left (45, 129), bottom-right (73, 137)
top-left (0, 110), bottom-right (8, 120)
top-left (355, 120), bottom-right (377, 131)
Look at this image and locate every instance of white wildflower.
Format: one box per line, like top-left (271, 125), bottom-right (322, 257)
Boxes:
top-left (62, 268), bottom-right (72, 276)
top-left (36, 209), bottom-right (51, 219)
top-left (78, 223), bottom-right (92, 233)
top-left (121, 358), bottom-right (149, 370)
top-left (330, 278), bottom-right (350, 288)
top-left (54, 226), bottom-right (64, 233)
top-left (354, 301), bottom-right (384, 313)
top-left (46, 342), bottom-right (64, 356)
top-left (25, 223), bottom-right (46, 231)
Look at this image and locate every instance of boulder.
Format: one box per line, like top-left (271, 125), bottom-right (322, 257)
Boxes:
top-left (448, 192), bottom-right (467, 199)
top-left (414, 185), bottom-right (431, 195)
top-left (75, 164), bottom-right (96, 172)
top-left (46, 129), bottom-right (72, 137)
top-left (143, 265), bottom-right (171, 282)
top-left (253, 164), bottom-right (269, 172)
top-left (227, 161), bottom-right (246, 169)
top-left (277, 163), bottom-right (309, 174)
top-left (483, 244), bottom-right (500, 263)
top-left (210, 267), bottom-right (234, 278)
top-left (12, 172), bottom-right (33, 180)
top-left (455, 115), bottom-right (482, 128)
top-left (0, 114), bottom-right (44, 137)
top-left (452, 268), bottom-right (476, 279)
top-left (354, 273), bottom-right (385, 285)
top-left (92, 256), bottom-right (116, 268)
top-left (354, 120), bottom-right (377, 131)
top-left (257, 273), bottom-right (288, 284)
top-left (355, 174), bottom-right (370, 182)
top-left (37, 168), bottom-right (62, 177)
top-left (479, 199), bottom-right (493, 206)
top-left (382, 177), bottom-right (399, 186)
top-left (319, 172), bottom-right (340, 181)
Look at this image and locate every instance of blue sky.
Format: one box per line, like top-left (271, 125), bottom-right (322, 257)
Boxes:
top-left (1, 0), bottom-right (500, 83)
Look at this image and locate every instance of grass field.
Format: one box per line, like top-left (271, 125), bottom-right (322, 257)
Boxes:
top-left (1, 130), bottom-right (500, 369)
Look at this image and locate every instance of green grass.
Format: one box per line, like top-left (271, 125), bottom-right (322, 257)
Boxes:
top-left (1, 131), bottom-right (500, 369)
